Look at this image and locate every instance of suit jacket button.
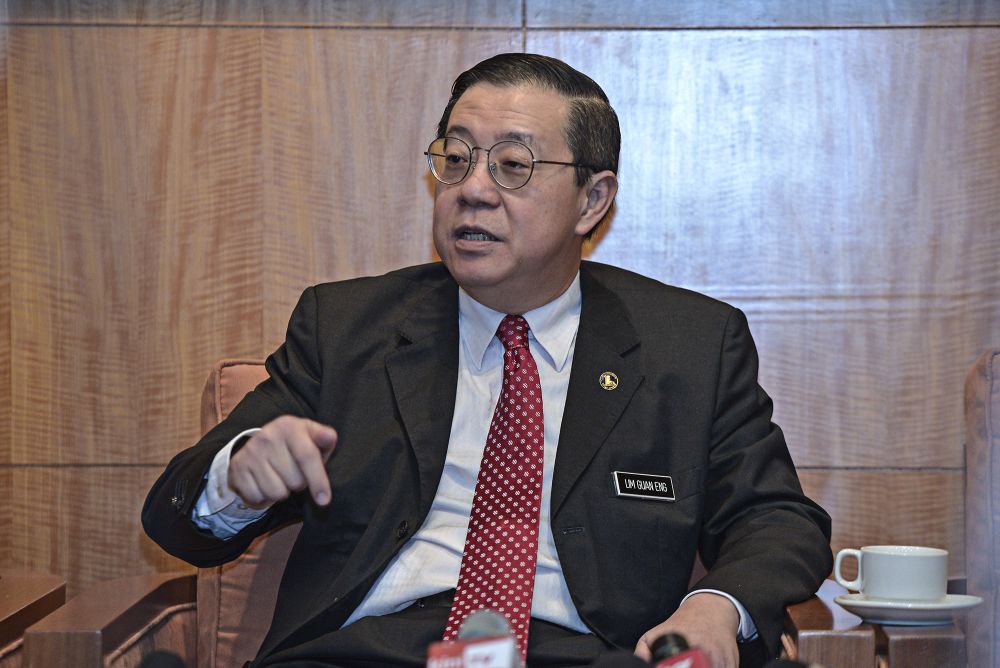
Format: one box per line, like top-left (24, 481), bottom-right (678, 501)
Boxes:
top-left (395, 520), bottom-right (409, 539)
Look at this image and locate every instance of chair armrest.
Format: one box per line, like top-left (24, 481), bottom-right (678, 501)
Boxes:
top-left (23, 572), bottom-right (195, 667)
top-left (781, 579), bottom-right (875, 665)
top-left (0, 571), bottom-right (66, 649)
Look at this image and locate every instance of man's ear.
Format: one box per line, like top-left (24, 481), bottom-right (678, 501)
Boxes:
top-left (575, 171), bottom-right (618, 237)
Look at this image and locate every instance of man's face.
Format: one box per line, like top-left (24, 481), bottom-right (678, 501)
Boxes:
top-left (432, 83), bottom-right (600, 314)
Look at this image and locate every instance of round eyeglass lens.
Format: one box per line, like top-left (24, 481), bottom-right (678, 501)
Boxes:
top-left (489, 141), bottom-right (534, 189)
top-left (427, 138), bottom-right (471, 185)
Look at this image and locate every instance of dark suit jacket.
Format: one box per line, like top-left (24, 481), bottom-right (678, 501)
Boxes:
top-left (142, 261), bottom-right (832, 661)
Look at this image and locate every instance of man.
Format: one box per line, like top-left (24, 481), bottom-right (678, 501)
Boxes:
top-left (143, 53), bottom-right (832, 667)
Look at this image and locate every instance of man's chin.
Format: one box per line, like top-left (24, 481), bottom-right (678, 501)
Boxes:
top-left (448, 269), bottom-right (503, 293)
top-left (441, 253), bottom-right (502, 283)
top-left (443, 263), bottom-right (510, 300)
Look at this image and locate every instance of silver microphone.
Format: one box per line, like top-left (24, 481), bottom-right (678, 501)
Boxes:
top-left (426, 608), bottom-right (521, 668)
top-left (457, 609), bottom-right (513, 640)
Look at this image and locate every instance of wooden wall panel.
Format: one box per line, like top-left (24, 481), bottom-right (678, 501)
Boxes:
top-left (0, 469), bottom-right (9, 566)
top-left (7, 467), bottom-right (191, 597)
top-left (526, 0), bottom-right (1000, 28)
top-left (1, 1), bottom-right (996, 602)
top-left (259, 29), bottom-right (521, 346)
top-left (532, 29), bottom-right (1000, 470)
top-left (799, 470), bottom-right (965, 576)
top-left (0, 14), bottom-right (9, 575)
top-left (0, 23), bottom-right (9, 568)
top-left (7, 27), bottom-right (266, 465)
top-left (4, 1), bottom-right (523, 27)
top-left (0, 22), bottom-right (9, 474)
top-left (754, 315), bottom-right (988, 469)
top-left (8, 26), bottom-right (141, 465)
top-left (4, 0), bottom-right (264, 24)
top-left (258, 2), bottom-right (522, 27)
top-left (9, 0), bottom-right (1000, 28)
top-left (129, 27), bottom-right (267, 460)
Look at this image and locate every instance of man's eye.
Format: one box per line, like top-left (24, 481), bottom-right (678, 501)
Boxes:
top-left (502, 160), bottom-right (529, 170)
top-left (445, 153), bottom-right (468, 165)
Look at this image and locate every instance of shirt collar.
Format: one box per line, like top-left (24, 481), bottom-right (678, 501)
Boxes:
top-left (458, 273), bottom-right (582, 373)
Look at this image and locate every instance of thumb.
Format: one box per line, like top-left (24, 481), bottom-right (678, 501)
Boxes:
top-left (306, 420), bottom-right (338, 461)
top-left (634, 637), bottom-right (653, 662)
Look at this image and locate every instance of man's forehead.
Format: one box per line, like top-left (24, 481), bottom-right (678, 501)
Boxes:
top-left (444, 83), bottom-right (568, 147)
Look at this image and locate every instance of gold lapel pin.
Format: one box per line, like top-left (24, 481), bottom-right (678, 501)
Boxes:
top-left (599, 371), bottom-right (619, 390)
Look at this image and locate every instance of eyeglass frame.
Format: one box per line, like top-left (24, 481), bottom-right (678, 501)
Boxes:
top-left (424, 136), bottom-right (597, 190)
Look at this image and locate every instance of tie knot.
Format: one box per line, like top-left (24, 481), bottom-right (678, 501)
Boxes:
top-left (497, 315), bottom-right (529, 352)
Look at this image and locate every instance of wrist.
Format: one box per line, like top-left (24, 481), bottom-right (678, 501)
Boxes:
top-left (680, 592), bottom-right (740, 635)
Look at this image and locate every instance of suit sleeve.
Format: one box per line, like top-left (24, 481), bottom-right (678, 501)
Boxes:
top-left (141, 286), bottom-right (326, 567)
top-left (691, 308), bottom-right (832, 659)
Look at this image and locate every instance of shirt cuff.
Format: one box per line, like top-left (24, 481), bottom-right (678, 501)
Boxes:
top-left (191, 428), bottom-right (270, 538)
top-left (681, 589), bottom-right (758, 642)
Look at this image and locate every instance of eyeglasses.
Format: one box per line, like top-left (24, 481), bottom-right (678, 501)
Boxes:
top-left (424, 137), bottom-right (592, 190)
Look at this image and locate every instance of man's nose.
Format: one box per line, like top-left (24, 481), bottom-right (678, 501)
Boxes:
top-left (458, 157), bottom-right (502, 206)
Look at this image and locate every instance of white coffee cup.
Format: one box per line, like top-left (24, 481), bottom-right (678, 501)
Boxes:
top-left (834, 545), bottom-right (948, 601)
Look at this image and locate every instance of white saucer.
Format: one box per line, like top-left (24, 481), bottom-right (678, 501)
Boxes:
top-left (834, 593), bottom-right (983, 626)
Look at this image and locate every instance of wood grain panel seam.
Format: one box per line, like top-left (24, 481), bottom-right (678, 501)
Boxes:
top-left (4, 21), bottom-right (1000, 30)
top-left (0, 21), bottom-right (525, 31)
top-left (0, 463), bottom-right (170, 469)
top-left (0, 17), bottom-right (8, 473)
top-left (520, 0), bottom-right (527, 51)
top-left (522, 24), bottom-right (1000, 32)
top-left (797, 465), bottom-right (963, 472)
top-left (683, 289), bottom-right (1000, 301)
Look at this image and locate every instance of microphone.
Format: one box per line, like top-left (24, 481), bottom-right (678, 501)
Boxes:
top-left (649, 633), bottom-right (710, 668)
top-left (426, 609), bottom-right (521, 668)
top-left (457, 609), bottom-right (512, 640)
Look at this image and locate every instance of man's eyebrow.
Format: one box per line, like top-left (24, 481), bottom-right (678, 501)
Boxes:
top-left (445, 125), bottom-right (474, 140)
top-left (500, 131), bottom-right (537, 147)
top-left (444, 126), bottom-right (538, 148)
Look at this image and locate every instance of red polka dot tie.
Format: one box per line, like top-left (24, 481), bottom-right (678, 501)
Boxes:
top-left (443, 315), bottom-right (544, 660)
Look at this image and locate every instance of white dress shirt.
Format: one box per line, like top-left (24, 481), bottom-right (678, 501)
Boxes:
top-left (192, 273), bottom-right (756, 639)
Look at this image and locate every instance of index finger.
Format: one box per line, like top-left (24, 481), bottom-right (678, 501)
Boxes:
top-left (287, 420), bottom-right (337, 505)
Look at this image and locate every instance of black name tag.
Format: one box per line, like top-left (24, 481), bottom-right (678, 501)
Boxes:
top-left (612, 471), bottom-right (676, 501)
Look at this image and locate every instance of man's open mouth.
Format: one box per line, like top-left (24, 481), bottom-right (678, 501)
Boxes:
top-left (459, 229), bottom-right (497, 241)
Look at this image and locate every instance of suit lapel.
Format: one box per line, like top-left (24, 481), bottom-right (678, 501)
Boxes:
top-left (380, 264), bottom-right (644, 523)
top-left (552, 266), bottom-right (643, 516)
top-left (385, 273), bottom-right (460, 515)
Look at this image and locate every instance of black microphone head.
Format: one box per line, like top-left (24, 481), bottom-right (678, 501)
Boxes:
top-left (587, 650), bottom-right (649, 667)
top-left (650, 632), bottom-right (690, 661)
top-left (456, 608), bottom-right (513, 640)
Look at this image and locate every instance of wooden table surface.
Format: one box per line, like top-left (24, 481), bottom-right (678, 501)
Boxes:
top-left (784, 579), bottom-right (967, 667)
top-left (0, 571), bottom-right (66, 650)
